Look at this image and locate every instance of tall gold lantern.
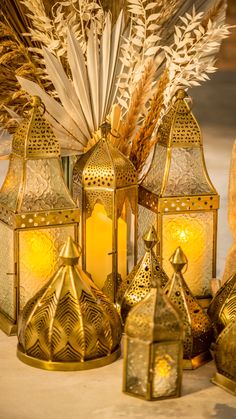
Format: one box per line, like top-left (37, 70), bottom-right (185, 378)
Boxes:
top-left (123, 270), bottom-right (183, 400)
top-left (0, 97), bottom-right (80, 335)
top-left (212, 319), bottom-right (236, 396)
top-left (17, 237), bottom-right (122, 371)
top-left (73, 122), bottom-right (138, 302)
top-left (139, 89), bottom-right (219, 307)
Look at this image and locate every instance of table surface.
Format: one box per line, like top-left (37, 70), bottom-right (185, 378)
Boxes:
top-left (1, 72), bottom-right (236, 419)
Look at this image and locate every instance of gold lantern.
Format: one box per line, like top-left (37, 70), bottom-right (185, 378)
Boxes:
top-left (211, 319), bottom-right (236, 396)
top-left (0, 97), bottom-right (80, 336)
top-left (165, 247), bottom-right (214, 369)
top-left (208, 272), bottom-right (236, 336)
top-left (17, 237), bottom-right (122, 370)
top-left (138, 89), bottom-right (219, 307)
top-left (119, 225), bottom-right (169, 323)
top-left (123, 267), bottom-right (183, 400)
top-left (73, 122), bottom-right (138, 302)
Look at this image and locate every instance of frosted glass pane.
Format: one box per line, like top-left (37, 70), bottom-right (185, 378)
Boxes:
top-left (0, 223), bottom-right (15, 320)
top-left (19, 225), bottom-right (75, 310)
top-left (126, 338), bottom-right (149, 396)
top-left (152, 342), bottom-right (180, 398)
top-left (138, 205), bottom-right (156, 259)
top-left (165, 148), bottom-right (213, 196)
top-left (142, 144), bottom-right (167, 194)
top-left (118, 205), bottom-right (127, 281)
top-left (162, 212), bottom-right (214, 297)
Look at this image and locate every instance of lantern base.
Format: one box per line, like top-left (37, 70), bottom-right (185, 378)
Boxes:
top-left (183, 350), bottom-right (212, 370)
top-left (211, 372), bottom-right (236, 396)
top-left (17, 345), bottom-right (121, 371)
top-left (0, 312), bottom-right (17, 336)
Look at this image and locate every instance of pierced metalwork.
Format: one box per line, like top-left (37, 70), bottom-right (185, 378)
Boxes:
top-left (0, 96), bottom-right (80, 336)
top-left (164, 247), bottom-right (214, 369)
top-left (17, 237), bottom-right (122, 370)
top-left (139, 89), bottom-right (219, 305)
top-left (208, 272), bottom-right (236, 336)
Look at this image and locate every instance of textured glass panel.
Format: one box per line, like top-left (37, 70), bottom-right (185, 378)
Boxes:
top-left (138, 205), bottom-right (156, 259)
top-left (165, 148), bottom-right (213, 196)
top-left (20, 158), bottom-right (74, 211)
top-left (162, 212), bottom-right (214, 296)
top-left (126, 338), bottom-right (149, 396)
top-left (118, 204), bottom-right (127, 280)
top-left (0, 156), bottom-right (23, 211)
top-left (142, 144), bottom-right (167, 194)
top-left (152, 342), bottom-right (180, 398)
top-left (0, 223), bottom-right (15, 320)
top-left (19, 225), bottom-right (75, 310)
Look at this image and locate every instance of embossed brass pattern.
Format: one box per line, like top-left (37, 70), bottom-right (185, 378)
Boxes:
top-left (138, 90), bottom-right (219, 304)
top-left (17, 237), bottom-right (122, 370)
top-left (208, 272), bottom-right (236, 336)
top-left (0, 97), bottom-right (80, 335)
top-left (73, 123), bottom-right (138, 302)
top-left (164, 247), bottom-right (214, 369)
top-left (211, 318), bottom-right (236, 396)
top-left (119, 226), bottom-right (169, 323)
top-left (123, 260), bottom-right (183, 400)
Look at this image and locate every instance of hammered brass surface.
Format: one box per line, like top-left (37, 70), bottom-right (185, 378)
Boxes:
top-left (164, 247), bottom-right (214, 368)
top-left (119, 226), bottom-right (169, 323)
top-left (208, 272), bottom-right (236, 336)
top-left (214, 318), bottom-right (236, 389)
top-left (17, 237), bottom-right (122, 370)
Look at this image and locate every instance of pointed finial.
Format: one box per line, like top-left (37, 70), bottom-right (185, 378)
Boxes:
top-left (31, 96), bottom-right (42, 108)
top-left (60, 236), bottom-right (81, 265)
top-left (175, 89), bottom-right (186, 100)
top-left (170, 247), bottom-right (187, 273)
top-left (143, 225), bottom-right (157, 251)
top-left (101, 121), bottom-right (111, 139)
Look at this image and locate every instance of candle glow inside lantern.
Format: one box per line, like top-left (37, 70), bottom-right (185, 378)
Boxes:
top-left (138, 89), bottom-right (219, 307)
top-left (0, 97), bottom-right (80, 335)
top-left (73, 123), bottom-right (137, 302)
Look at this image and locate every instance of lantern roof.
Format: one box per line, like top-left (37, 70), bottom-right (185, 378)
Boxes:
top-left (75, 127), bottom-right (137, 190)
top-left (165, 247), bottom-right (213, 360)
top-left (214, 319), bottom-right (236, 386)
top-left (120, 225), bottom-right (169, 323)
top-left (208, 272), bottom-right (236, 336)
top-left (0, 96), bottom-right (76, 219)
top-left (17, 237), bottom-right (122, 370)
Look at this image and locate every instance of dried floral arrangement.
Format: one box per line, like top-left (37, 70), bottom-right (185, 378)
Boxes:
top-left (0, 0), bottom-right (231, 173)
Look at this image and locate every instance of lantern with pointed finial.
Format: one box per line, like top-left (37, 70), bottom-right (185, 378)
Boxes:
top-left (165, 247), bottom-right (214, 369)
top-left (17, 237), bottom-right (122, 370)
top-left (0, 96), bottom-right (80, 336)
top-left (208, 272), bottom-right (236, 336)
top-left (138, 89), bottom-right (219, 307)
top-left (211, 318), bottom-right (236, 396)
top-left (119, 225), bottom-right (169, 323)
top-left (73, 121), bottom-right (138, 303)
top-left (123, 260), bottom-right (183, 400)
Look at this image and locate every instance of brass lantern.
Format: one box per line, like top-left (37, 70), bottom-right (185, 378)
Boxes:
top-left (0, 97), bottom-right (80, 335)
top-left (208, 272), bottom-right (236, 336)
top-left (165, 247), bottom-right (214, 369)
top-left (17, 237), bottom-right (122, 370)
top-left (120, 225), bottom-right (169, 323)
top-left (73, 122), bottom-right (138, 302)
top-left (123, 270), bottom-right (183, 400)
top-left (138, 89), bottom-right (219, 307)
top-left (212, 319), bottom-right (236, 396)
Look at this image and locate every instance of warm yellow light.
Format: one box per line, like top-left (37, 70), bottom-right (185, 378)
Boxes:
top-left (155, 355), bottom-right (172, 377)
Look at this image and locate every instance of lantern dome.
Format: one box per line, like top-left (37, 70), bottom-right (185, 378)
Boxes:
top-left (17, 237), bottom-right (122, 370)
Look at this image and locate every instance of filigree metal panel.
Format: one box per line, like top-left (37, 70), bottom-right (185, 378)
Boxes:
top-left (138, 205), bottom-right (156, 259)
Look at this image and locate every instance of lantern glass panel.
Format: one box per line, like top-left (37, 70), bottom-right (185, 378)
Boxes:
top-left (118, 204), bottom-right (127, 281)
top-left (125, 202), bottom-right (136, 273)
top-left (126, 338), bottom-right (149, 397)
top-left (142, 144), bottom-right (167, 195)
top-left (0, 223), bottom-right (15, 320)
top-left (19, 225), bottom-right (75, 310)
top-left (86, 203), bottom-right (112, 289)
top-left (162, 212), bottom-right (214, 296)
top-left (152, 342), bottom-right (180, 398)
top-left (138, 205), bottom-right (156, 258)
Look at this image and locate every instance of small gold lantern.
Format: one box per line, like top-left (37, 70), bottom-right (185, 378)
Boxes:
top-left (123, 269), bottom-right (183, 400)
top-left (139, 89), bottom-right (219, 307)
top-left (120, 225), bottom-right (169, 323)
top-left (17, 237), bottom-right (122, 370)
top-left (211, 319), bottom-right (236, 396)
top-left (0, 97), bottom-right (80, 335)
top-left (208, 272), bottom-right (236, 336)
top-left (73, 122), bottom-right (138, 302)
top-left (165, 247), bottom-right (214, 369)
